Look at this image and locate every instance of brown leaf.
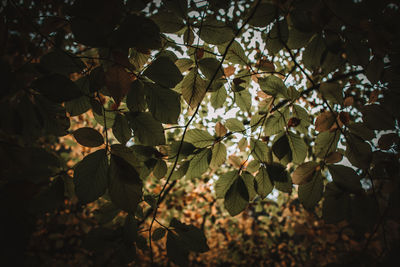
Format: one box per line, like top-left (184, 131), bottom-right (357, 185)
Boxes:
top-left (287, 117), bottom-right (301, 127)
top-left (369, 89), bottom-right (380, 103)
top-left (325, 152), bottom-right (343, 164)
top-left (196, 48), bottom-right (204, 60)
top-left (233, 77), bottom-right (245, 85)
top-left (339, 112), bottom-right (350, 125)
top-left (343, 96), bottom-right (354, 107)
top-left (378, 133), bottom-right (399, 150)
top-left (256, 59), bottom-right (275, 72)
top-left (105, 65), bottom-right (133, 107)
top-left (112, 50), bottom-right (135, 70)
top-left (224, 65), bottom-right (235, 77)
top-left (315, 112), bottom-right (336, 132)
top-left (228, 155), bottom-right (242, 168)
top-left (215, 122), bottom-right (227, 137)
top-left (291, 161), bottom-right (319, 185)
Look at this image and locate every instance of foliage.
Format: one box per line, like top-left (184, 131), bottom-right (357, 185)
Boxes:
top-left (1, 0), bottom-right (400, 266)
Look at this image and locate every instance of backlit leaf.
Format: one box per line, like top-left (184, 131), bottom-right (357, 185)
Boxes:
top-left (215, 170), bottom-right (238, 198)
top-left (210, 142), bottom-right (227, 169)
top-left (185, 129), bottom-right (214, 148)
top-left (144, 56), bottom-right (183, 88)
top-left (181, 67), bottom-right (207, 109)
top-left (224, 176), bottom-right (249, 216)
top-left (128, 112), bottom-right (165, 146)
top-left (186, 148), bottom-right (212, 179)
top-left (73, 127), bottom-right (104, 147)
top-left (255, 166), bottom-right (273, 199)
top-left (291, 161), bottom-right (318, 185)
top-left (298, 171), bottom-right (323, 210)
top-left (145, 83), bottom-right (181, 123)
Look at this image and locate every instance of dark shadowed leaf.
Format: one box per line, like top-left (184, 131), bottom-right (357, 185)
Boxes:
top-left (328, 164), bottom-right (362, 193)
top-left (298, 171), bottom-right (323, 210)
top-left (40, 50), bottom-right (85, 75)
top-left (292, 161), bottom-right (319, 185)
top-left (127, 112), bottom-right (165, 146)
top-left (112, 114), bottom-right (132, 145)
top-left (224, 176), bottom-right (249, 216)
top-left (152, 228), bottom-right (167, 241)
top-left (73, 127), bottom-right (104, 147)
top-left (144, 56), bottom-right (183, 88)
top-left (145, 83), bottom-right (181, 123)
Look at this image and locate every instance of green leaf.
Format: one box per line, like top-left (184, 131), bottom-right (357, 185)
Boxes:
top-left (215, 170), bottom-right (239, 198)
top-left (347, 122), bottom-right (375, 141)
top-left (266, 19), bottom-right (289, 55)
top-left (291, 161), bottom-right (318, 185)
top-left (73, 149), bottom-right (108, 204)
top-left (272, 133), bottom-right (291, 162)
top-left (345, 133), bottom-right (372, 169)
top-left (198, 58), bottom-right (223, 80)
top-left (166, 232), bottom-right (189, 267)
top-left (266, 163), bottom-right (288, 183)
top-left (328, 164), bottom-right (362, 193)
top-left (323, 182), bottom-right (351, 223)
top-left (314, 130), bottom-right (340, 158)
top-left (181, 67), bottom-right (207, 109)
top-left (112, 114), bottom-right (132, 145)
top-left (186, 148), bottom-right (212, 179)
top-left (108, 155), bottom-right (143, 213)
top-left (225, 118), bottom-right (245, 132)
top-left (185, 129), bottom-right (215, 148)
top-left (73, 127), bottom-right (104, 147)
top-left (259, 75), bottom-right (288, 98)
top-left (40, 50), bottom-right (85, 75)
top-left (93, 108), bottom-right (116, 128)
top-left (169, 218), bottom-right (209, 253)
top-left (152, 228), bottom-right (167, 241)
top-left (246, 160), bottom-right (260, 173)
top-left (255, 166), bottom-right (274, 199)
top-left (175, 58), bottom-right (194, 73)
top-left (235, 90), bottom-right (252, 113)
top-left (32, 74), bottom-right (83, 103)
top-left (210, 86), bottom-right (227, 109)
top-left (164, 0), bottom-right (188, 19)
top-left (170, 161), bottom-right (190, 181)
top-left (144, 56), bottom-right (183, 88)
top-left (248, 3), bottom-right (276, 27)
top-left (250, 139), bottom-right (269, 162)
top-left (94, 202), bottom-right (121, 225)
top-left (287, 131), bottom-right (307, 164)
top-left (319, 82), bottom-right (343, 104)
top-left (151, 11), bottom-right (185, 33)
top-left (210, 142), bottom-right (227, 169)
top-left (303, 34), bottom-right (325, 70)
top-left (199, 18), bottom-right (234, 45)
top-left (361, 104), bottom-right (395, 130)
top-left (242, 171), bottom-right (257, 201)
top-left (65, 96), bottom-right (91, 117)
top-left (145, 83), bottom-right (181, 123)
top-left (127, 80), bottom-right (146, 112)
top-left (153, 159), bottom-right (167, 178)
top-left (123, 214), bottom-right (138, 243)
top-left (287, 27), bottom-right (313, 49)
top-left (224, 176), bottom-right (249, 216)
top-left (128, 112), bottom-right (165, 146)
top-left (264, 106), bottom-right (289, 136)
top-left (219, 41), bottom-right (248, 65)
top-left (298, 171), bottom-right (323, 210)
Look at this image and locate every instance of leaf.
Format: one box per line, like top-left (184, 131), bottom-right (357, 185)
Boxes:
top-left (224, 176), bottom-right (249, 216)
top-left (144, 56), bottom-right (183, 88)
top-left (291, 161), bottom-right (319, 185)
top-left (128, 112), bottom-right (165, 146)
top-left (166, 232), bottom-right (189, 267)
top-left (151, 11), bottom-right (184, 33)
top-left (153, 159), bottom-right (167, 178)
top-left (266, 163), bottom-right (288, 183)
top-left (225, 118), bottom-right (245, 132)
top-left (246, 160), bottom-right (260, 173)
top-left (73, 127), bottom-right (104, 147)
top-left (345, 133), bottom-right (372, 169)
top-left (93, 108), bottom-right (116, 128)
top-left (266, 19), bottom-right (289, 55)
top-left (94, 202), bottom-right (121, 225)
top-left (186, 148), bottom-right (212, 179)
top-left (255, 166), bottom-right (273, 199)
top-left (298, 171), bottom-right (324, 210)
top-left (127, 80), bottom-right (146, 112)
top-left (112, 114), bottom-right (132, 145)
top-left (185, 129), bottom-right (215, 148)
top-left (210, 142), bottom-right (227, 169)
top-left (264, 106), bottom-right (290, 136)
top-left (31, 74), bottom-right (83, 103)
top-left (199, 18), bottom-right (234, 45)
top-left (73, 149), bottom-right (108, 204)
top-left (287, 131), bottom-right (307, 164)
top-left (109, 154), bottom-right (143, 213)
top-left (323, 183), bottom-right (351, 223)
top-left (152, 228), bottom-right (167, 241)
top-left (215, 122), bottom-right (227, 137)
top-left (259, 75), bottom-right (288, 98)
top-left (215, 170), bottom-right (239, 198)
top-left (40, 50), bottom-right (85, 75)
top-left (325, 152), bottom-right (343, 164)
top-left (219, 41), bottom-right (248, 65)
top-left (315, 112), bottom-right (336, 132)
top-left (210, 86), bottom-right (227, 109)
top-left (170, 161), bottom-right (190, 181)
top-left (314, 130), bottom-right (340, 158)
top-left (366, 56), bottom-right (384, 84)
top-left (248, 3), bottom-right (276, 27)
top-left (169, 218), bottom-right (209, 253)
top-left (347, 122), bottom-right (375, 141)
top-left (378, 133), bottom-right (399, 150)
top-left (272, 134), bottom-right (291, 161)
top-left (175, 58), bottom-right (194, 73)
top-left (105, 65), bottom-right (132, 106)
top-left (361, 104), bottom-right (395, 130)
top-left (181, 67), bottom-right (207, 109)
top-left (235, 90), bottom-right (252, 113)
top-left (250, 139), bottom-right (269, 162)
top-left (242, 171), bottom-right (257, 201)
top-left (319, 82), bottom-right (343, 104)
top-left (198, 58), bottom-right (223, 80)
top-left (238, 137), bottom-right (248, 152)
top-left (145, 83), bottom-right (181, 123)
top-left (328, 164), bottom-right (362, 193)
top-left (303, 34), bottom-right (326, 70)
top-left (123, 214), bottom-right (138, 243)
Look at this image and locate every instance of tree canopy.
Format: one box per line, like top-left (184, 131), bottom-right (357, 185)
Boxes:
top-left (1, 0), bottom-right (400, 266)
